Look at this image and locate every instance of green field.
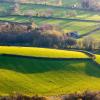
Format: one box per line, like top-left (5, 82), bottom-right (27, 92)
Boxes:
top-left (1, 2), bottom-right (100, 20)
top-left (0, 0), bottom-right (100, 96)
top-left (95, 55), bottom-right (100, 64)
top-left (0, 16), bottom-right (99, 36)
top-left (0, 1), bottom-right (100, 38)
top-left (0, 46), bottom-right (100, 95)
top-left (0, 0), bottom-right (81, 8)
top-left (20, 5), bottom-right (100, 20)
top-left (0, 46), bottom-right (89, 58)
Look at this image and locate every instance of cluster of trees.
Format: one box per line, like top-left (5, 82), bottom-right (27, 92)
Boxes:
top-left (81, 0), bottom-right (90, 8)
top-left (0, 91), bottom-right (100, 100)
top-left (0, 22), bottom-right (37, 33)
top-left (0, 23), bottom-right (77, 48)
top-left (0, 94), bottom-right (47, 100)
top-left (32, 29), bottom-right (77, 48)
top-left (77, 36), bottom-right (100, 51)
top-left (0, 22), bottom-right (99, 51)
top-left (81, 0), bottom-right (100, 10)
top-left (0, 29), bottom-right (76, 49)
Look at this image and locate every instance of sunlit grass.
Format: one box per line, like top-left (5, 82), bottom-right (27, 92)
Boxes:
top-left (0, 46), bottom-right (89, 58)
top-left (0, 52), bottom-right (100, 95)
top-left (95, 55), bottom-right (100, 64)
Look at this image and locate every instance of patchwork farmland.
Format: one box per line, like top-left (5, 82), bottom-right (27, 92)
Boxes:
top-left (0, 1), bottom-right (100, 39)
top-left (0, 0), bottom-right (100, 99)
top-left (0, 46), bottom-right (99, 96)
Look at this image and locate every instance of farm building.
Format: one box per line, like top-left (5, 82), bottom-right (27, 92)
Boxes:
top-left (67, 31), bottom-right (79, 38)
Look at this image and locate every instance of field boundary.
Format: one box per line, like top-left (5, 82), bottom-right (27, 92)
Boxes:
top-left (0, 15), bottom-right (100, 23)
top-left (0, 53), bottom-right (99, 67)
top-left (80, 27), bottom-right (100, 38)
top-left (0, 20), bottom-right (31, 25)
top-left (1, 1), bottom-right (100, 13)
top-left (0, 54), bottom-right (91, 61)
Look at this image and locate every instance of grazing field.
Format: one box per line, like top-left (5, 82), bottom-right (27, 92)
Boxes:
top-left (0, 0), bottom-right (100, 97)
top-left (95, 55), bottom-right (100, 64)
top-left (1, 2), bottom-right (100, 20)
top-left (0, 46), bottom-right (99, 95)
top-left (0, 2), bottom-right (100, 37)
top-left (20, 5), bottom-right (100, 20)
top-left (88, 30), bottom-right (100, 39)
top-left (0, 0), bottom-right (81, 7)
top-left (0, 3), bottom-right (11, 12)
top-left (0, 46), bottom-right (89, 58)
top-left (0, 16), bottom-right (99, 35)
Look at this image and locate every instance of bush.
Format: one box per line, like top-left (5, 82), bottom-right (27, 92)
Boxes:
top-left (0, 95), bottom-right (47, 100)
top-left (62, 91), bottom-right (100, 100)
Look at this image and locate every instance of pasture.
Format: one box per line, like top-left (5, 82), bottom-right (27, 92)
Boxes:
top-left (0, 16), bottom-right (99, 36)
top-left (0, 0), bottom-right (100, 96)
top-left (0, 46), bottom-right (99, 95)
top-left (0, 46), bottom-right (89, 58)
top-left (0, 1), bottom-right (100, 38)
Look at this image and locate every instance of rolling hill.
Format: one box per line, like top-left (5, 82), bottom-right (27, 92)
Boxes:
top-left (0, 0), bottom-right (100, 39)
top-left (0, 0), bottom-right (100, 97)
top-left (0, 15), bottom-right (99, 36)
top-left (0, 46), bottom-right (89, 58)
top-left (0, 2), bottom-right (100, 38)
top-left (0, 46), bottom-right (100, 96)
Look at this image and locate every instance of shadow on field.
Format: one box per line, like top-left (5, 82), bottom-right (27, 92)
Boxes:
top-left (0, 55), bottom-right (100, 77)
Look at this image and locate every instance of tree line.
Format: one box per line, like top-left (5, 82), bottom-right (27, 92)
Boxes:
top-left (0, 22), bottom-right (100, 51)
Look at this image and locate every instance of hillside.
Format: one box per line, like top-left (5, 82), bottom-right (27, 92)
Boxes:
top-left (0, 46), bottom-right (100, 95)
top-left (0, 0), bottom-right (80, 6)
top-left (95, 55), bottom-right (100, 64)
top-left (0, 0), bottom-right (100, 96)
top-left (0, 46), bottom-right (89, 58)
top-left (0, 2), bottom-right (100, 38)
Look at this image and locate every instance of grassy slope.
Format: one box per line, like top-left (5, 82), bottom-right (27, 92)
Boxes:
top-left (0, 0), bottom-right (81, 7)
top-left (0, 46), bottom-right (88, 58)
top-left (88, 30), bottom-right (100, 39)
top-left (20, 5), bottom-right (100, 20)
top-left (0, 2), bottom-right (100, 36)
top-left (0, 16), bottom-right (98, 34)
top-left (95, 55), bottom-right (100, 64)
top-left (1, 2), bottom-right (100, 20)
top-left (0, 46), bottom-right (100, 95)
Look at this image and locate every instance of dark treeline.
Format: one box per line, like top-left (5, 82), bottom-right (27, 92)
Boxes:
top-left (0, 22), bottom-right (100, 51)
top-left (0, 23), bottom-right (77, 49)
top-left (0, 32), bottom-right (33, 46)
top-left (0, 29), bottom-right (76, 49)
top-left (0, 91), bottom-right (100, 100)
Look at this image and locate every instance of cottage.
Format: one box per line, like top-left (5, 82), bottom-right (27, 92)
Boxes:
top-left (67, 31), bottom-right (79, 38)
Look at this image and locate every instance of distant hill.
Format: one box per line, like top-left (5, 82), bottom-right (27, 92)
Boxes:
top-left (0, 0), bottom-right (80, 6)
